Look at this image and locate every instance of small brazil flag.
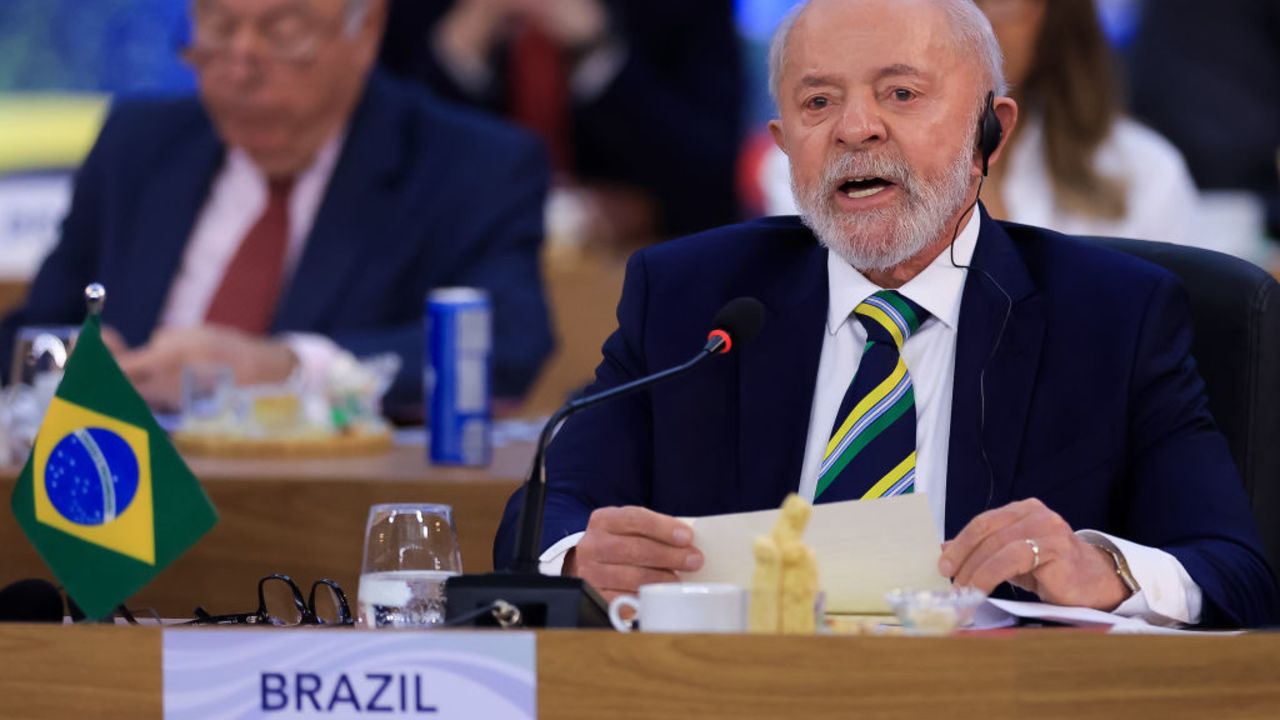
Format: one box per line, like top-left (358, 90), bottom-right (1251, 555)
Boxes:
top-left (10, 312), bottom-right (217, 619)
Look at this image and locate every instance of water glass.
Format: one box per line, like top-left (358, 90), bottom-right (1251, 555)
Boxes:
top-left (357, 503), bottom-right (462, 628)
top-left (180, 363), bottom-right (234, 427)
top-left (10, 325), bottom-right (78, 387)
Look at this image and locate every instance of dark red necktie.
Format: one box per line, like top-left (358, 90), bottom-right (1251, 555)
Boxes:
top-left (510, 24), bottom-right (572, 172)
top-left (204, 178), bottom-right (293, 335)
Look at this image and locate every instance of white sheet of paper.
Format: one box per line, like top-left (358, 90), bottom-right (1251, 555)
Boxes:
top-left (983, 599), bottom-right (1242, 635)
top-left (982, 598), bottom-right (1124, 628)
top-left (677, 493), bottom-right (949, 613)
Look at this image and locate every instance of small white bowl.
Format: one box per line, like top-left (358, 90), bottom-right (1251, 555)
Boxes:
top-left (885, 587), bottom-right (987, 635)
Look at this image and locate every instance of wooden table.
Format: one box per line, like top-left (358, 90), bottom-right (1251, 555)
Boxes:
top-left (0, 442), bottom-right (531, 617)
top-left (1, 624), bottom-right (1278, 719)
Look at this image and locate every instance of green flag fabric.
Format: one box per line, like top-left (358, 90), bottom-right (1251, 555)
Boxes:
top-left (9, 314), bottom-right (217, 619)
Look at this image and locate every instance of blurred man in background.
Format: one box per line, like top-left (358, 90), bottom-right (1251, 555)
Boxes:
top-left (379, 0), bottom-right (744, 241)
top-left (0, 0), bottom-right (554, 414)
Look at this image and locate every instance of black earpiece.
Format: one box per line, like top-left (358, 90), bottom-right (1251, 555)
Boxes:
top-left (977, 90), bottom-right (1003, 176)
top-left (951, 101), bottom-right (1014, 515)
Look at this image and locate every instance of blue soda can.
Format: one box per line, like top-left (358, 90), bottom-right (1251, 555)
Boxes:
top-left (425, 288), bottom-right (492, 466)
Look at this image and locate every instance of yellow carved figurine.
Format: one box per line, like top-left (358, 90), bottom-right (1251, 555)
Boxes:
top-left (781, 543), bottom-right (819, 634)
top-left (749, 536), bottom-right (781, 633)
top-left (749, 493), bottom-right (820, 633)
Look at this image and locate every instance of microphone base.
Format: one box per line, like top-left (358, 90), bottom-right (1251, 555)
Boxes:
top-left (444, 573), bottom-right (610, 628)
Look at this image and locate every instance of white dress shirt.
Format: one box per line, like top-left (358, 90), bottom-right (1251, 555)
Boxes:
top-left (795, 217), bottom-right (973, 524)
top-left (543, 212), bottom-right (1203, 626)
top-left (157, 134), bottom-right (346, 386)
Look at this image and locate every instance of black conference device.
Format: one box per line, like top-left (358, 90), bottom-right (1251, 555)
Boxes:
top-left (445, 297), bottom-right (766, 628)
top-left (0, 579), bottom-right (64, 623)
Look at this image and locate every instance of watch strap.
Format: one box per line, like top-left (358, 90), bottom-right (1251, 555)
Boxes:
top-left (1098, 544), bottom-right (1141, 596)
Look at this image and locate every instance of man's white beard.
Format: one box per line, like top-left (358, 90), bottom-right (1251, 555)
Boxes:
top-left (791, 139), bottom-right (975, 272)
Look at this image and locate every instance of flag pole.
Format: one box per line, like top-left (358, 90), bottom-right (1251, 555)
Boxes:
top-left (74, 280), bottom-right (115, 623)
top-left (84, 283), bottom-right (106, 317)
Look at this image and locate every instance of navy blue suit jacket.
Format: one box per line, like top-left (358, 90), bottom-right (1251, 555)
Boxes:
top-left (0, 72), bottom-right (554, 408)
top-left (379, 0), bottom-right (743, 237)
top-left (495, 212), bottom-right (1279, 628)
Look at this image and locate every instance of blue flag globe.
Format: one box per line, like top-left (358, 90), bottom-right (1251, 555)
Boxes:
top-left (44, 427), bottom-right (140, 526)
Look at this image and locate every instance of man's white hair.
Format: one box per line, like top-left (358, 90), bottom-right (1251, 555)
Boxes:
top-left (767, 0), bottom-right (1007, 107)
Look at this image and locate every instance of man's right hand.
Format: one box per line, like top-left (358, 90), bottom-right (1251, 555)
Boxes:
top-left (564, 506), bottom-right (704, 602)
top-left (438, 0), bottom-right (518, 70)
top-left (100, 326), bottom-right (128, 357)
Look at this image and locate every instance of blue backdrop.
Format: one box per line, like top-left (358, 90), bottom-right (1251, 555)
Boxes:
top-left (0, 0), bottom-right (193, 94)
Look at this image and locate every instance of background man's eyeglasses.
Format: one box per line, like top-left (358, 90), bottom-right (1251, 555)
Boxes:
top-left (181, 2), bottom-right (367, 66)
top-left (188, 574), bottom-right (353, 627)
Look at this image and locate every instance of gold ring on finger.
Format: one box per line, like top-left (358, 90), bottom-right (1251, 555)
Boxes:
top-left (1024, 538), bottom-right (1040, 572)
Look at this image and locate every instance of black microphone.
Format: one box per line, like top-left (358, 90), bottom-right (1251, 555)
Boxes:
top-left (510, 296), bottom-right (764, 573)
top-left (704, 296), bottom-right (767, 354)
top-left (0, 579), bottom-right (64, 623)
top-left (445, 297), bottom-right (766, 627)
top-left (510, 295), bottom-right (765, 574)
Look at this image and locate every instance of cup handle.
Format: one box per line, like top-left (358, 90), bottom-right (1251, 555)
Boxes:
top-left (608, 595), bottom-right (640, 632)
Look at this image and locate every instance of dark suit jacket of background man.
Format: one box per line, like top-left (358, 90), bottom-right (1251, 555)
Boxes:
top-left (0, 71), bottom-right (555, 410)
top-left (494, 210), bottom-right (1280, 628)
top-left (378, 0), bottom-right (743, 238)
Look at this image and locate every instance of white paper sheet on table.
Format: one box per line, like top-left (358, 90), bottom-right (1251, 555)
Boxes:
top-left (979, 598), bottom-right (1243, 635)
top-left (677, 493), bottom-right (950, 613)
top-left (982, 598), bottom-right (1129, 628)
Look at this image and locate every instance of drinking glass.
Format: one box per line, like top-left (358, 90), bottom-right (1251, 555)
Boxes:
top-left (357, 503), bottom-right (462, 628)
top-left (10, 325), bottom-right (78, 387)
top-left (180, 363), bottom-right (234, 427)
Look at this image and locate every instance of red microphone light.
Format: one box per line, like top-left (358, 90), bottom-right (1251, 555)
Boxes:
top-left (707, 329), bottom-right (732, 354)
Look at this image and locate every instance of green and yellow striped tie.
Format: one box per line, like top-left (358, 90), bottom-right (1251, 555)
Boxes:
top-left (815, 290), bottom-right (930, 503)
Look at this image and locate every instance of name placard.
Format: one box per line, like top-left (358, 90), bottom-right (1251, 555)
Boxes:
top-left (163, 629), bottom-right (536, 719)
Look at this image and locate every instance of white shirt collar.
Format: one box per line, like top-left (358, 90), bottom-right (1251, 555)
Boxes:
top-left (826, 209), bottom-right (981, 334)
top-left (223, 131), bottom-right (346, 196)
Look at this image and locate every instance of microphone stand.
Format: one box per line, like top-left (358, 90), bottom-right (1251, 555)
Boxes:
top-left (445, 338), bottom-right (727, 628)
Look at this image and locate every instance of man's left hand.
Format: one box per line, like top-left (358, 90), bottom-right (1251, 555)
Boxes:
top-left (938, 498), bottom-right (1131, 611)
top-left (116, 326), bottom-right (297, 411)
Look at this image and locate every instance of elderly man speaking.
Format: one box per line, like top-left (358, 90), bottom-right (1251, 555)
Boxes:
top-left (493, 0), bottom-right (1278, 628)
top-left (0, 0), bottom-right (554, 413)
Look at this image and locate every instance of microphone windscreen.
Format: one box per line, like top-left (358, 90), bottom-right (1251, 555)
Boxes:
top-left (0, 579), bottom-right (64, 623)
top-left (712, 297), bottom-right (766, 348)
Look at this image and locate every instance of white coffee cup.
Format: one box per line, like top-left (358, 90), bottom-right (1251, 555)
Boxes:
top-left (608, 583), bottom-right (746, 633)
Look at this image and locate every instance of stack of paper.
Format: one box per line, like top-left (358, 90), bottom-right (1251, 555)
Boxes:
top-left (679, 494), bottom-right (949, 614)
